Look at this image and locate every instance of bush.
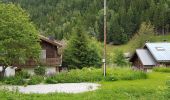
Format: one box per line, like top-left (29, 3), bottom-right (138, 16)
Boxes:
top-left (113, 50), bottom-right (128, 66)
top-left (104, 75), bottom-right (118, 81)
top-left (16, 70), bottom-right (30, 79)
top-left (28, 75), bottom-right (44, 85)
top-left (153, 67), bottom-right (170, 73)
top-left (3, 70), bottom-right (31, 85)
top-left (45, 67), bottom-right (147, 83)
top-left (45, 77), bottom-right (58, 84)
top-left (2, 70), bottom-right (44, 85)
top-left (34, 66), bottom-right (46, 76)
top-left (3, 76), bottom-right (25, 85)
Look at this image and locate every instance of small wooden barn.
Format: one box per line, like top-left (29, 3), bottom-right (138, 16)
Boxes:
top-left (130, 42), bottom-right (170, 70)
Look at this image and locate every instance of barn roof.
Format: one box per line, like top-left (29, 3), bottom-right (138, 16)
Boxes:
top-left (136, 49), bottom-right (157, 66)
top-left (39, 35), bottom-right (62, 47)
top-left (145, 43), bottom-right (170, 62)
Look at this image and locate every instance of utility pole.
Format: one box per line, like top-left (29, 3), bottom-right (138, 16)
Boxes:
top-left (103, 0), bottom-right (107, 77)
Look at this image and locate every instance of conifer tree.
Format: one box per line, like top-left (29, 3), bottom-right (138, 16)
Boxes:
top-left (63, 27), bottom-right (102, 69)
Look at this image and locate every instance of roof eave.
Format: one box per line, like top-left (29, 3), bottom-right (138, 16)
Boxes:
top-left (39, 35), bottom-right (62, 47)
top-left (157, 60), bottom-right (170, 63)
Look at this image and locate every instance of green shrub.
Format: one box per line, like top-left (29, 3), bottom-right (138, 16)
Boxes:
top-left (28, 75), bottom-right (44, 85)
top-left (3, 76), bottom-right (25, 85)
top-left (16, 70), bottom-right (30, 79)
top-left (45, 77), bottom-right (58, 84)
top-left (104, 75), bottom-right (118, 81)
top-left (45, 67), bottom-right (147, 83)
top-left (34, 66), bottom-right (46, 76)
top-left (113, 50), bottom-right (128, 66)
top-left (153, 67), bottom-right (170, 73)
top-left (2, 71), bottom-right (44, 85)
top-left (2, 71), bottom-right (31, 85)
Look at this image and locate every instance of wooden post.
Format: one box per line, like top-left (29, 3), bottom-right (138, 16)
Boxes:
top-left (103, 0), bottom-right (107, 77)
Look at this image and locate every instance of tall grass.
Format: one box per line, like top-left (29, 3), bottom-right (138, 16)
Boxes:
top-left (165, 80), bottom-right (170, 98)
top-left (45, 67), bottom-right (147, 84)
top-left (153, 67), bottom-right (170, 73)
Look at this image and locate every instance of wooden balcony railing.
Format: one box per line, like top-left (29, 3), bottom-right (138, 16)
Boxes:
top-left (41, 58), bottom-right (62, 66)
top-left (15, 57), bottom-right (62, 67)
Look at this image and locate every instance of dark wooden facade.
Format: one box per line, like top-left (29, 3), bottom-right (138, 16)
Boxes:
top-left (17, 35), bottom-right (62, 68)
top-left (40, 39), bottom-right (62, 66)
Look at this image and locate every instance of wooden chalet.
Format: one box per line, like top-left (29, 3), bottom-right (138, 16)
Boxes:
top-left (130, 42), bottom-right (170, 70)
top-left (16, 35), bottom-right (62, 75)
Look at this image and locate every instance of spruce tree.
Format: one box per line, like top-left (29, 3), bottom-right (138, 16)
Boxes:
top-left (63, 27), bottom-right (102, 69)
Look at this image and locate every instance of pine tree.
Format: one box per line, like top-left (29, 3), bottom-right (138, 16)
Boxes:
top-left (63, 27), bottom-right (102, 69)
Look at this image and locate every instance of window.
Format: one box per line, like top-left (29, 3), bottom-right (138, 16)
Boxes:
top-left (155, 47), bottom-right (165, 51)
top-left (40, 50), bottom-right (46, 59)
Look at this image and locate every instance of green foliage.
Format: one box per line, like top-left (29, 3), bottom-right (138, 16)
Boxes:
top-left (165, 80), bottom-right (170, 98)
top-left (1, 70), bottom-right (43, 85)
top-left (27, 75), bottom-right (44, 85)
top-left (0, 72), bottom-right (169, 99)
top-left (34, 66), bottom-right (46, 76)
top-left (3, 76), bottom-right (24, 85)
top-left (86, 37), bottom-right (103, 67)
top-left (63, 27), bottom-right (102, 69)
top-left (153, 67), bottom-right (170, 73)
top-left (106, 68), bottom-right (147, 80)
top-left (0, 67), bottom-right (147, 85)
top-left (2, 70), bottom-right (30, 85)
top-left (16, 70), bottom-right (30, 79)
top-left (45, 77), bottom-right (58, 84)
top-left (130, 22), bottom-right (155, 49)
top-left (113, 50), bottom-right (128, 66)
top-left (45, 67), bottom-right (147, 83)
top-left (0, 3), bottom-right (41, 67)
top-left (3, 0), bottom-right (170, 44)
top-left (0, 72), bottom-right (170, 100)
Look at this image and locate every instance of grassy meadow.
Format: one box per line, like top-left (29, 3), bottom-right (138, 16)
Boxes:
top-left (0, 72), bottom-right (169, 100)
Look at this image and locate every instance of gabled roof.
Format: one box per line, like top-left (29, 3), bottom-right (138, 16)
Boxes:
top-left (136, 49), bottom-right (157, 66)
top-left (39, 35), bottom-right (62, 47)
top-left (145, 42), bottom-right (170, 62)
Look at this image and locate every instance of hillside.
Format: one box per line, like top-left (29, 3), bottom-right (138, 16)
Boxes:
top-left (107, 34), bottom-right (170, 64)
top-left (2, 0), bottom-right (170, 44)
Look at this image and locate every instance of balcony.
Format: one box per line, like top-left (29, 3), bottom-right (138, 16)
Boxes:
top-left (41, 58), bottom-right (62, 66)
top-left (15, 57), bottom-right (62, 67)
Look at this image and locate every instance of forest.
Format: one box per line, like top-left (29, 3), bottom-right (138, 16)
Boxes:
top-left (2, 0), bottom-right (170, 44)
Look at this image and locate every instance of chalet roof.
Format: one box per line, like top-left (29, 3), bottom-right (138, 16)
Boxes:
top-left (136, 49), bottom-right (157, 66)
top-left (39, 35), bottom-right (62, 47)
top-left (145, 42), bottom-right (170, 62)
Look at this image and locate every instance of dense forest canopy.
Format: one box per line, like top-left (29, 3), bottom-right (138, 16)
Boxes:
top-left (2, 0), bottom-right (170, 44)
